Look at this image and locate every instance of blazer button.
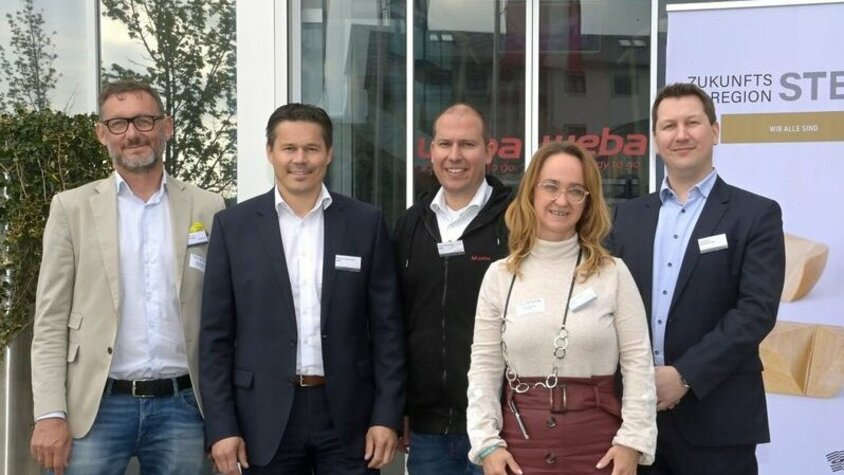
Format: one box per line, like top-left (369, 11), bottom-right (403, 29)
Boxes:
top-left (322, 334), bottom-right (327, 339)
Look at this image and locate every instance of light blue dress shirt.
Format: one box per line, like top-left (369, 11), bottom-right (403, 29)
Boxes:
top-left (111, 173), bottom-right (188, 380)
top-left (650, 169), bottom-right (718, 366)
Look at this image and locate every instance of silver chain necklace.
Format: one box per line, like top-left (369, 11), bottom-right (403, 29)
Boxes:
top-left (499, 247), bottom-right (582, 394)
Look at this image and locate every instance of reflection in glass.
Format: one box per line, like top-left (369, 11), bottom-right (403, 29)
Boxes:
top-left (100, 0), bottom-right (237, 196)
top-left (294, 0), bottom-right (407, 227)
top-left (538, 0), bottom-right (651, 204)
top-left (415, 0), bottom-right (527, 193)
top-left (0, 0), bottom-right (96, 113)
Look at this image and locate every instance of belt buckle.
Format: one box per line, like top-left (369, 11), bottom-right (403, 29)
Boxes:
top-left (550, 384), bottom-right (567, 413)
top-left (298, 375), bottom-right (312, 387)
top-left (132, 380), bottom-right (153, 398)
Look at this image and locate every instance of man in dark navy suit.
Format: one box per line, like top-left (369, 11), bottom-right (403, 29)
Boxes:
top-left (607, 83), bottom-right (785, 475)
top-left (199, 103), bottom-right (405, 474)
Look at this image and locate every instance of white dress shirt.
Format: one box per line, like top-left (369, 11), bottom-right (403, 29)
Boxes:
top-left (110, 172), bottom-right (189, 380)
top-left (429, 179), bottom-right (492, 242)
top-left (275, 184), bottom-right (333, 376)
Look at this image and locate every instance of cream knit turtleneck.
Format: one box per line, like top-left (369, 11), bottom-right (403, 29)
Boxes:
top-left (466, 234), bottom-right (657, 464)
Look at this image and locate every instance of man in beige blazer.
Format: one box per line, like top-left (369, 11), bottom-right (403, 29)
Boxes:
top-left (29, 79), bottom-right (225, 475)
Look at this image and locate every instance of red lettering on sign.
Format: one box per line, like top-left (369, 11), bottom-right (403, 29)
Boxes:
top-left (417, 130), bottom-right (648, 160)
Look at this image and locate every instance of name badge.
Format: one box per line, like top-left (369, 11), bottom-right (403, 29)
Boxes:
top-left (335, 255), bottom-right (362, 272)
top-left (437, 240), bottom-right (465, 257)
top-left (187, 230), bottom-right (208, 246)
top-left (189, 254), bottom-right (206, 273)
top-left (516, 298), bottom-right (545, 316)
top-left (569, 287), bottom-right (597, 312)
top-left (698, 233), bottom-right (728, 254)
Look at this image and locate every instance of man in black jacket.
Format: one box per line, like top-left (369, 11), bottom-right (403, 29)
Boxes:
top-left (394, 103), bottom-right (512, 474)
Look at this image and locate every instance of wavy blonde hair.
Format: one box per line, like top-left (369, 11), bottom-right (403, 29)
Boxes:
top-left (505, 141), bottom-right (612, 278)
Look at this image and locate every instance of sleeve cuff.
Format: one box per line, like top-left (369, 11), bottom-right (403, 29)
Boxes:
top-left (477, 444), bottom-right (500, 460)
top-left (35, 411), bottom-right (66, 422)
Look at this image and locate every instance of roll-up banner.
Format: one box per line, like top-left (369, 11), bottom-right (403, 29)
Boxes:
top-left (666, 1), bottom-right (844, 473)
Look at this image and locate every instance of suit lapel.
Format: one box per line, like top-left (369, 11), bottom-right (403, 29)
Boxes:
top-left (670, 178), bottom-right (731, 312)
top-left (168, 177), bottom-right (191, 297)
top-left (321, 195), bottom-right (345, 331)
top-left (89, 175), bottom-right (121, 313)
top-left (637, 193), bottom-right (662, 319)
top-left (256, 189), bottom-right (297, 327)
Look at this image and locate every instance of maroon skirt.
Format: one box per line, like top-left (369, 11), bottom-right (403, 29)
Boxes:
top-left (500, 375), bottom-right (621, 475)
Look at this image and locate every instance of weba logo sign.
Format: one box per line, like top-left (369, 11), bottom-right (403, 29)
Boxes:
top-left (416, 128), bottom-right (648, 160)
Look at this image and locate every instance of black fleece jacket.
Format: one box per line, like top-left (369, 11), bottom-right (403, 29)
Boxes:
top-left (393, 175), bottom-right (512, 434)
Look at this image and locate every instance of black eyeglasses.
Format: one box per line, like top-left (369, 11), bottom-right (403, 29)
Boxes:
top-left (100, 115), bottom-right (165, 134)
top-left (536, 180), bottom-right (590, 204)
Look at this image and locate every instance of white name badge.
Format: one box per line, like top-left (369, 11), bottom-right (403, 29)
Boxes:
top-left (189, 254), bottom-right (206, 273)
top-left (335, 254), bottom-right (362, 272)
top-left (569, 287), bottom-right (597, 312)
top-left (437, 240), bottom-right (465, 257)
top-left (516, 298), bottom-right (545, 316)
top-left (187, 230), bottom-right (209, 246)
top-left (698, 233), bottom-right (728, 254)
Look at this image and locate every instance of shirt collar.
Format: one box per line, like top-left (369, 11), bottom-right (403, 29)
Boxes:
top-left (659, 168), bottom-right (718, 203)
top-left (275, 183), bottom-right (333, 216)
top-left (430, 178), bottom-right (492, 216)
top-left (114, 171), bottom-right (168, 201)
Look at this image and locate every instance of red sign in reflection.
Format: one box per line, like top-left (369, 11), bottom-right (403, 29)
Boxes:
top-left (416, 128), bottom-right (648, 160)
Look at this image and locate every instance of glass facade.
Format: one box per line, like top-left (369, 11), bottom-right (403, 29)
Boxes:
top-left (538, 0), bottom-right (651, 204)
top-left (0, 0), bottom-right (97, 113)
top-left (291, 0), bottom-right (407, 226)
top-left (292, 0), bottom-right (654, 227)
top-left (414, 0), bottom-right (527, 192)
top-left (100, 0), bottom-right (238, 197)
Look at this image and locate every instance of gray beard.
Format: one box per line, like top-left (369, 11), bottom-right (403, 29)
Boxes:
top-left (111, 149), bottom-right (160, 173)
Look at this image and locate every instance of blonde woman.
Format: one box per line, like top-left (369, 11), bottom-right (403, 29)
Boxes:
top-left (467, 142), bottom-right (656, 475)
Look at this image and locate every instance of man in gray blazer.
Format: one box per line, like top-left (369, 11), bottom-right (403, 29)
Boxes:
top-left (29, 79), bottom-right (225, 474)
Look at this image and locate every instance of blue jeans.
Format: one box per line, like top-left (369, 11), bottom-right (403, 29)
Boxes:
top-left (55, 385), bottom-right (206, 475)
top-left (407, 432), bottom-right (483, 475)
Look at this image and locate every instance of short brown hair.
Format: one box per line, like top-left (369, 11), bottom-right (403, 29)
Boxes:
top-left (505, 141), bottom-right (612, 277)
top-left (98, 80), bottom-right (165, 118)
top-left (652, 82), bottom-right (717, 131)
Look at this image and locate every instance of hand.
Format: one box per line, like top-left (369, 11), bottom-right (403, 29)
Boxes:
top-left (210, 436), bottom-right (249, 475)
top-left (397, 416), bottom-right (410, 454)
top-left (30, 418), bottom-right (72, 475)
top-left (596, 444), bottom-right (640, 475)
top-left (364, 425), bottom-right (398, 469)
top-left (481, 447), bottom-right (523, 475)
top-left (655, 366), bottom-right (689, 411)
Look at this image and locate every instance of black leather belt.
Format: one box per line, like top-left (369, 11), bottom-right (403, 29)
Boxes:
top-left (108, 375), bottom-right (192, 398)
